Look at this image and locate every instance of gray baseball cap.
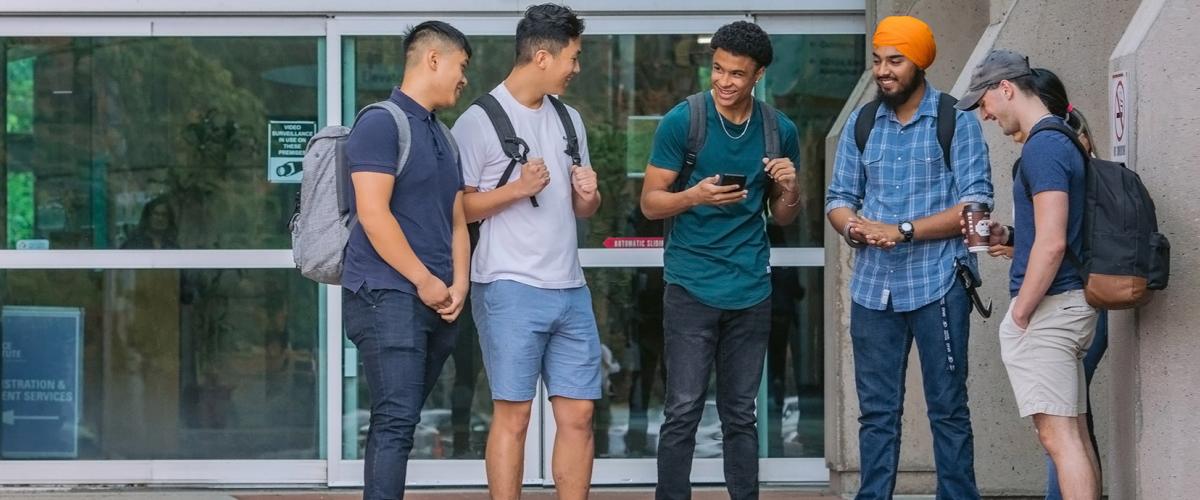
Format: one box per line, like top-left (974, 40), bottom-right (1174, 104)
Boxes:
top-left (955, 49), bottom-right (1033, 111)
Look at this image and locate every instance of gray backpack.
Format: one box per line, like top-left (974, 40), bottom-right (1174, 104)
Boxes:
top-left (289, 100), bottom-right (457, 285)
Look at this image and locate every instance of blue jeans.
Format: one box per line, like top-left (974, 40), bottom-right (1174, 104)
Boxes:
top-left (1045, 310), bottom-right (1109, 500)
top-left (850, 282), bottom-right (980, 500)
top-left (656, 284), bottom-right (770, 500)
top-left (343, 287), bottom-right (457, 500)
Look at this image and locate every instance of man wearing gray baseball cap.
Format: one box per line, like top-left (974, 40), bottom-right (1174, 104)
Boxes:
top-left (955, 48), bottom-right (1033, 112)
top-left (963, 49), bottom-right (1102, 500)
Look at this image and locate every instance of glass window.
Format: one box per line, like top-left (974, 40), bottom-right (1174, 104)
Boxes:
top-left (347, 34), bottom-right (859, 249)
top-left (1, 37), bottom-right (321, 249)
top-left (0, 269), bottom-right (323, 459)
top-left (588, 266), bottom-right (824, 459)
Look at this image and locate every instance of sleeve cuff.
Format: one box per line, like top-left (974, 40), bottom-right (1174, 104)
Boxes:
top-left (349, 163), bottom-right (397, 175)
top-left (958, 194), bottom-right (993, 206)
top-left (824, 199), bottom-right (860, 215)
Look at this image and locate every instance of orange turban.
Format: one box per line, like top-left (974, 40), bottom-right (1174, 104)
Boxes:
top-left (873, 16), bottom-right (937, 69)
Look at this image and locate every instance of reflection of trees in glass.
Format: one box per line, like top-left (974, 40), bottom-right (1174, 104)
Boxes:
top-left (5, 171), bottom-right (34, 246)
top-left (5, 56), bottom-right (34, 134)
top-left (9, 37), bottom-right (321, 456)
top-left (763, 34), bottom-right (866, 247)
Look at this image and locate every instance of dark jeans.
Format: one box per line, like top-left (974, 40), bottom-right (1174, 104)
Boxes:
top-left (656, 284), bottom-right (771, 500)
top-left (1045, 310), bottom-right (1109, 500)
top-left (343, 287), bottom-right (457, 500)
top-left (850, 283), bottom-right (979, 500)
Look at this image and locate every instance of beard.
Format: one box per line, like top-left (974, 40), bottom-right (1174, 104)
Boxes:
top-left (875, 69), bottom-right (924, 109)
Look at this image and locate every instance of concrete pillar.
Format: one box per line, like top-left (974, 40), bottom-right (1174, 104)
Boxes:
top-left (1108, 1), bottom-right (1200, 498)
top-left (823, 1), bottom-right (990, 495)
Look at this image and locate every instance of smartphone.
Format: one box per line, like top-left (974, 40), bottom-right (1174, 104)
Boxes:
top-left (717, 173), bottom-right (748, 191)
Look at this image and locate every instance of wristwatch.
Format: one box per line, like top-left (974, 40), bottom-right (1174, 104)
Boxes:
top-left (898, 221), bottom-right (915, 243)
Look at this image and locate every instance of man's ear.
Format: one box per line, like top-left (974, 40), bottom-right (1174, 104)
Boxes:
top-left (420, 46), bottom-right (440, 72)
top-left (532, 48), bottom-right (551, 70)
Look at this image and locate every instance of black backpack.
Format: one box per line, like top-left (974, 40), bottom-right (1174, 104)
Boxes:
top-left (854, 93), bottom-right (958, 169)
top-left (1015, 119), bottom-right (1170, 309)
top-left (665, 92), bottom-right (783, 239)
top-left (471, 93), bottom-right (582, 208)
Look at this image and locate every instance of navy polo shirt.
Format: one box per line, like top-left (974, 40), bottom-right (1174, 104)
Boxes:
top-left (342, 87), bottom-right (464, 295)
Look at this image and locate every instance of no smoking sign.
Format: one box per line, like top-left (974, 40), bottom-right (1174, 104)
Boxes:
top-left (1111, 71), bottom-right (1129, 162)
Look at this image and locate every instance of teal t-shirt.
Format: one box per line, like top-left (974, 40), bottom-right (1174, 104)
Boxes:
top-left (649, 92), bottom-right (801, 310)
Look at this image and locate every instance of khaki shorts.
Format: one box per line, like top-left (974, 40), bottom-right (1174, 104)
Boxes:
top-left (999, 290), bottom-right (1098, 418)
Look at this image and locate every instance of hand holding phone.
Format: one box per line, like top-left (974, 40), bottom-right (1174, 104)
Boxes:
top-left (716, 173), bottom-right (747, 191)
top-left (689, 174), bottom-right (748, 206)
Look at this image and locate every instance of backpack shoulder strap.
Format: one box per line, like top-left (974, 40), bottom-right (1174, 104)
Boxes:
top-left (471, 93), bottom-right (536, 207)
top-left (472, 93), bottom-right (522, 160)
top-left (1028, 119), bottom-right (1089, 159)
top-left (356, 100), bottom-right (412, 177)
top-left (854, 100), bottom-right (881, 155)
top-left (678, 92), bottom-right (708, 191)
top-left (435, 119), bottom-right (459, 164)
top-left (758, 99), bottom-right (783, 215)
top-left (1020, 120), bottom-right (1090, 276)
top-left (547, 95), bottom-right (582, 166)
top-left (937, 93), bottom-right (958, 170)
top-left (759, 99), bottom-right (782, 160)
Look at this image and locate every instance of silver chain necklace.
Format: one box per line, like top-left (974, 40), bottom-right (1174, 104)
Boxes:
top-left (717, 101), bottom-right (753, 140)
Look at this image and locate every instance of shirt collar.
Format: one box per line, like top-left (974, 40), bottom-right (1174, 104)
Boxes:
top-left (390, 87), bottom-right (434, 121)
top-left (876, 80), bottom-right (941, 122)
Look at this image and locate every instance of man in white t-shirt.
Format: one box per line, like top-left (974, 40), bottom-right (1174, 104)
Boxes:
top-left (450, 4), bottom-right (600, 499)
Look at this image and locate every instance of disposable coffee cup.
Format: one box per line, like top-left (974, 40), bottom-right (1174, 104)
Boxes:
top-left (963, 202), bottom-right (992, 253)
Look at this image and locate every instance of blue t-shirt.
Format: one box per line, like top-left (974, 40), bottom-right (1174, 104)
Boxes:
top-left (649, 92), bottom-right (801, 310)
top-left (341, 88), bottom-right (464, 295)
top-left (1011, 117), bottom-right (1085, 296)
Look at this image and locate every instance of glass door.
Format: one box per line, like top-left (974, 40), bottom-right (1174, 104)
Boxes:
top-left (327, 12), bottom-right (863, 488)
top-left (0, 17), bottom-right (331, 485)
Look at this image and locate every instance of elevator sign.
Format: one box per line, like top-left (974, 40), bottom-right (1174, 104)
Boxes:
top-left (1, 306), bottom-right (83, 458)
top-left (268, 120), bottom-right (316, 183)
top-left (1110, 71), bottom-right (1128, 162)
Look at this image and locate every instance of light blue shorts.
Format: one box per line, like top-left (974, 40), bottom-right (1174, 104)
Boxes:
top-left (472, 279), bottom-right (602, 401)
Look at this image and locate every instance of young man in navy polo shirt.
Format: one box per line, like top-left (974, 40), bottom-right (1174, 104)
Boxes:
top-left (341, 21), bottom-right (471, 500)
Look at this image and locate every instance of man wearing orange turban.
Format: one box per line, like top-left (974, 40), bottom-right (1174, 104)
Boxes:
top-left (825, 14), bottom-right (991, 500)
top-left (873, 15), bottom-right (937, 70)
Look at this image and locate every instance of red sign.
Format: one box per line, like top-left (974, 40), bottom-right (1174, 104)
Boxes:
top-left (602, 237), bottom-right (664, 249)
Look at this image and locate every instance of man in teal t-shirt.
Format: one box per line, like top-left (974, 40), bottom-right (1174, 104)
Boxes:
top-left (639, 21), bottom-right (801, 500)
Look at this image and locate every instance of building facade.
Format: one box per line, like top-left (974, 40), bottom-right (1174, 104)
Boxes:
top-left (1, 1), bottom-right (1196, 497)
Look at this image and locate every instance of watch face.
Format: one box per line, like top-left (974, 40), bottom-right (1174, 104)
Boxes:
top-left (900, 222), bottom-right (913, 232)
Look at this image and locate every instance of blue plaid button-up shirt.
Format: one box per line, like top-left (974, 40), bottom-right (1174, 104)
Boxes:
top-left (826, 84), bottom-right (993, 312)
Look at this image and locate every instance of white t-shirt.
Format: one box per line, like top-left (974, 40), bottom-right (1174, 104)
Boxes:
top-left (452, 83), bottom-right (591, 289)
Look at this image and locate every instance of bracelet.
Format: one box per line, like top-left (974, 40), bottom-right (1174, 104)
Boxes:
top-left (843, 223), bottom-right (866, 248)
top-left (784, 193), bottom-right (801, 208)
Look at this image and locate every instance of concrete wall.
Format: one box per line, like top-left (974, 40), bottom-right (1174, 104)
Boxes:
top-left (826, 0), bottom-right (1148, 496)
top-left (1109, 1), bottom-right (1200, 498)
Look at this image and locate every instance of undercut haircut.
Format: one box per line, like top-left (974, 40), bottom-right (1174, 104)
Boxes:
top-left (515, 3), bottom-right (585, 64)
top-left (404, 20), bottom-right (473, 60)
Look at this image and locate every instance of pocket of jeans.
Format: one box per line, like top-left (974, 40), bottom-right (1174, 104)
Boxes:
top-left (373, 291), bottom-right (421, 349)
top-left (356, 286), bottom-right (381, 308)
